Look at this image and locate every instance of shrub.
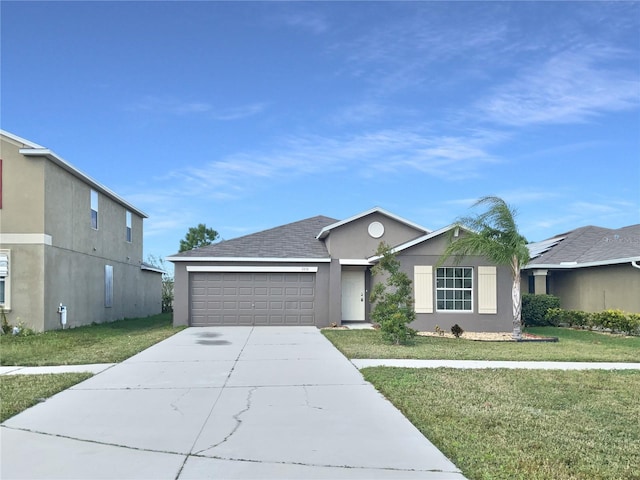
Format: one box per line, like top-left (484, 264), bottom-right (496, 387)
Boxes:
top-left (522, 294), bottom-right (561, 327)
top-left (545, 308), bottom-right (639, 336)
top-left (451, 324), bottom-right (464, 338)
top-left (370, 243), bottom-right (416, 345)
top-left (544, 308), bottom-right (564, 326)
top-left (592, 309), bottom-right (640, 335)
top-left (566, 310), bottom-right (591, 328)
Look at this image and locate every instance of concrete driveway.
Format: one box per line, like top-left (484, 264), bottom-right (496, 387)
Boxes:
top-left (1, 327), bottom-right (465, 479)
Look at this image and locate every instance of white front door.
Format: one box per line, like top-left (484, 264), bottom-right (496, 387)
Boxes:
top-left (341, 270), bottom-right (365, 321)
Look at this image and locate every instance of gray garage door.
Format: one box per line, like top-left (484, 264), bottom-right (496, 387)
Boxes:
top-left (190, 271), bottom-right (315, 326)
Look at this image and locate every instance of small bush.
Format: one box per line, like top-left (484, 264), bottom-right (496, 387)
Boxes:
top-left (522, 294), bottom-right (561, 327)
top-left (566, 310), bottom-right (591, 328)
top-left (545, 308), bottom-right (639, 336)
top-left (451, 324), bottom-right (464, 338)
top-left (544, 308), bottom-right (564, 326)
top-left (592, 309), bottom-right (640, 335)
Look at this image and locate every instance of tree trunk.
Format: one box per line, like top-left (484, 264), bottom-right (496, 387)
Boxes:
top-left (512, 267), bottom-right (522, 341)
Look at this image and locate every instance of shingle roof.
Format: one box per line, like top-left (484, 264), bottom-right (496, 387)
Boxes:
top-left (169, 215), bottom-right (337, 260)
top-left (526, 224), bottom-right (640, 267)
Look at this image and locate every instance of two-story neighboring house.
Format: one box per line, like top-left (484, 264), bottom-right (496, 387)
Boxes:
top-left (0, 130), bottom-right (162, 331)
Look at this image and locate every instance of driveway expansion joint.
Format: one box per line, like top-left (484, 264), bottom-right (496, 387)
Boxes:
top-left (1, 425), bottom-right (186, 457)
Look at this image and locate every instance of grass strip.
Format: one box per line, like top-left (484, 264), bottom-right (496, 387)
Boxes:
top-left (322, 327), bottom-right (640, 362)
top-left (1, 373), bottom-right (93, 422)
top-left (362, 368), bottom-right (640, 480)
top-left (0, 313), bottom-right (183, 366)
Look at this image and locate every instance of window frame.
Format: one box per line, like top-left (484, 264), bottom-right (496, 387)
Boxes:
top-left (105, 265), bottom-right (113, 308)
top-left (125, 211), bottom-right (132, 242)
top-left (0, 250), bottom-right (10, 310)
top-left (436, 266), bottom-right (473, 312)
top-left (91, 189), bottom-right (99, 230)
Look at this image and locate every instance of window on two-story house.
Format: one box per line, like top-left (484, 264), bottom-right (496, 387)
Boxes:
top-left (126, 211), bottom-right (132, 242)
top-left (0, 251), bottom-right (10, 309)
top-left (105, 265), bottom-right (113, 308)
top-left (91, 189), bottom-right (99, 229)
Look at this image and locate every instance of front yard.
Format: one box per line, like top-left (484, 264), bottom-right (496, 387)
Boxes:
top-left (0, 313), bottom-right (183, 366)
top-left (324, 327), bottom-right (640, 480)
top-left (322, 327), bottom-right (640, 362)
top-left (363, 368), bottom-right (639, 480)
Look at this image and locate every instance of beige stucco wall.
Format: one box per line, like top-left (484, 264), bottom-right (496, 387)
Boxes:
top-left (1, 134), bottom-right (161, 331)
top-left (0, 244), bottom-right (45, 330)
top-left (1, 136), bottom-right (46, 232)
top-left (548, 264), bottom-right (640, 313)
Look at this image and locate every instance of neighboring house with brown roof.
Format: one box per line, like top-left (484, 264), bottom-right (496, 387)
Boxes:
top-left (522, 225), bottom-right (640, 313)
top-left (168, 208), bottom-right (514, 332)
top-left (0, 130), bottom-right (162, 331)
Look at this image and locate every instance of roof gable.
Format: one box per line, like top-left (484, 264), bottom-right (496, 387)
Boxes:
top-left (367, 224), bottom-right (466, 261)
top-left (168, 215), bottom-right (337, 261)
top-left (316, 207), bottom-right (429, 239)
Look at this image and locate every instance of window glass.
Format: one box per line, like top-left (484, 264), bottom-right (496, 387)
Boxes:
top-left (436, 267), bottom-right (473, 311)
top-left (91, 190), bottom-right (99, 229)
top-left (126, 211), bottom-right (132, 242)
top-left (105, 265), bottom-right (113, 307)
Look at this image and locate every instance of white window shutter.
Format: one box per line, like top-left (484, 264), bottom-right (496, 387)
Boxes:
top-left (478, 266), bottom-right (497, 314)
top-left (414, 266), bottom-right (433, 313)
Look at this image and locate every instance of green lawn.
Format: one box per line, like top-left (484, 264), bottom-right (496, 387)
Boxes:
top-left (362, 368), bottom-right (640, 480)
top-left (0, 313), bottom-right (184, 366)
top-left (322, 327), bottom-right (640, 362)
top-left (1, 373), bottom-right (93, 422)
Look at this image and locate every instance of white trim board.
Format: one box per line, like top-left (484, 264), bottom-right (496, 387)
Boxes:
top-left (0, 234), bottom-right (53, 245)
top-left (169, 256), bottom-right (331, 263)
top-left (186, 266), bottom-right (319, 273)
top-left (339, 259), bottom-right (373, 266)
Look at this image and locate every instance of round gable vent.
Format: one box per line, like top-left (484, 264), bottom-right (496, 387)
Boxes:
top-left (368, 221), bottom-right (385, 239)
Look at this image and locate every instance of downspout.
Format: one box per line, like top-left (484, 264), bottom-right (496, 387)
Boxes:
top-left (632, 261), bottom-right (640, 270)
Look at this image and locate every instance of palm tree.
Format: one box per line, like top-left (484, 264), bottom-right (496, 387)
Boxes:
top-left (438, 196), bottom-right (530, 340)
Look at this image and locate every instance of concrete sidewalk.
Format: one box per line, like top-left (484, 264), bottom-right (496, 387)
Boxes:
top-left (1, 327), bottom-right (465, 479)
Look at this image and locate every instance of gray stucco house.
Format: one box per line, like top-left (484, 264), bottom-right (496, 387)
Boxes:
top-left (0, 130), bottom-right (163, 331)
top-left (523, 224), bottom-right (640, 313)
top-left (168, 208), bottom-right (513, 332)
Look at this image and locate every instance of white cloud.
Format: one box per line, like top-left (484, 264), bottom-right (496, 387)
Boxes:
top-left (150, 127), bottom-right (505, 201)
top-left (126, 96), bottom-right (267, 121)
top-left (277, 11), bottom-right (328, 34)
top-left (477, 49), bottom-right (639, 126)
top-left (127, 96), bottom-right (212, 115)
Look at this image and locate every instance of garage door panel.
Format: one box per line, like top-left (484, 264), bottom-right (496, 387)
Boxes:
top-left (300, 315), bottom-right (314, 325)
top-left (190, 271), bottom-right (315, 326)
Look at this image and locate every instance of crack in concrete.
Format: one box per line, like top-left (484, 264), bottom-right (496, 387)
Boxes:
top-left (169, 388), bottom-right (191, 417)
top-left (193, 386), bottom-right (257, 455)
top-left (186, 452), bottom-right (464, 475)
top-left (303, 385), bottom-right (324, 411)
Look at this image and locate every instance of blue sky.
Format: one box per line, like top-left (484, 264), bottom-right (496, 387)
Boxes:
top-left (2, 1), bottom-right (639, 263)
